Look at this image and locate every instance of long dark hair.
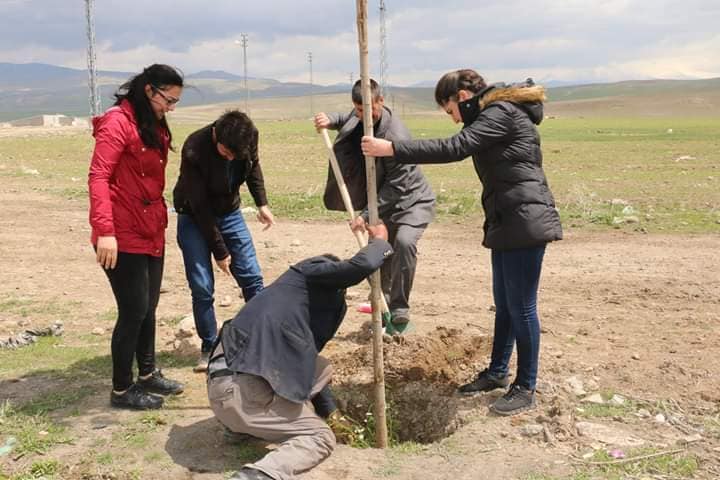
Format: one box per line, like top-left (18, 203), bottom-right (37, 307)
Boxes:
top-left (434, 69), bottom-right (487, 106)
top-left (114, 64), bottom-right (184, 150)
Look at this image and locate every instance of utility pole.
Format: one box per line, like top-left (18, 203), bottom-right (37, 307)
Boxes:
top-left (307, 51), bottom-right (314, 116)
top-left (240, 34), bottom-right (249, 113)
top-left (350, 72), bottom-right (354, 86)
top-left (84, 0), bottom-right (101, 116)
top-left (379, 0), bottom-right (389, 98)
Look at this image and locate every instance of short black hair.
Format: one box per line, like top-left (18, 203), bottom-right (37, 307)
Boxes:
top-left (214, 110), bottom-right (258, 160)
top-left (351, 78), bottom-right (382, 104)
top-left (434, 69), bottom-right (487, 106)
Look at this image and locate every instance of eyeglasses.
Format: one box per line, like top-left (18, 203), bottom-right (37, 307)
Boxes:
top-left (151, 85), bottom-right (180, 106)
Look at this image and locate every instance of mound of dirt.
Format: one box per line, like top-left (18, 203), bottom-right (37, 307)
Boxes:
top-left (330, 327), bottom-right (492, 443)
top-left (333, 326), bottom-right (491, 386)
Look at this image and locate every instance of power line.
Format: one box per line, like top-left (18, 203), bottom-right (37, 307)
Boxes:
top-left (84, 0), bottom-right (101, 116)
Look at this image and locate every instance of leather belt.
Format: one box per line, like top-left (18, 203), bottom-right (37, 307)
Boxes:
top-left (208, 368), bottom-right (233, 380)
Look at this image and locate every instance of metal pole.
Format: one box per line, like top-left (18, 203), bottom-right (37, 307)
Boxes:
top-left (84, 0), bottom-right (101, 116)
top-left (356, 0), bottom-right (388, 449)
top-left (308, 52), bottom-right (314, 116)
top-left (379, 0), bottom-right (389, 97)
top-left (241, 33), bottom-right (249, 113)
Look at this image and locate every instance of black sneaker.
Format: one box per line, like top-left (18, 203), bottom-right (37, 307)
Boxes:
top-left (137, 368), bottom-right (184, 395)
top-left (229, 467), bottom-right (273, 480)
top-left (458, 368), bottom-right (510, 395)
top-left (110, 384), bottom-right (163, 410)
top-left (489, 384), bottom-right (536, 416)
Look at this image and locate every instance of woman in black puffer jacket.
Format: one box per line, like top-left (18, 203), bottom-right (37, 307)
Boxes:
top-left (361, 69), bottom-right (562, 416)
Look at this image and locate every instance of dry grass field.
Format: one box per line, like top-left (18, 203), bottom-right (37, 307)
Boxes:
top-left (1, 89), bottom-right (719, 479)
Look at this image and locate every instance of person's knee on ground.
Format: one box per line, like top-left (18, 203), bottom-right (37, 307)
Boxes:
top-left (315, 425), bottom-right (336, 458)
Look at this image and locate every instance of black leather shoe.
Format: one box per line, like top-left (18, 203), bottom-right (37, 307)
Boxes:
top-left (137, 368), bottom-right (184, 395)
top-left (110, 384), bottom-right (163, 410)
top-left (229, 467), bottom-right (274, 480)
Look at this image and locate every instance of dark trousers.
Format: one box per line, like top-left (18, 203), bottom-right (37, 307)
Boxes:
top-left (488, 245), bottom-right (546, 390)
top-left (381, 222), bottom-right (427, 316)
top-left (103, 252), bottom-right (164, 391)
top-left (311, 384), bottom-right (337, 418)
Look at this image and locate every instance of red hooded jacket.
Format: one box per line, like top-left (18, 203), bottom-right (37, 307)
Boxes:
top-left (88, 100), bottom-right (169, 257)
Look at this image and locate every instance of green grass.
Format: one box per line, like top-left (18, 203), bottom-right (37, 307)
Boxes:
top-left (345, 401), bottom-right (402, 449)
top-left (0, 402), bottom-right (72, 457)
top-left (17, 389), bottom-right (96, 417)
top-left (524, 446), bottom-right (699, 479)
top-left (159, 314), bottom-right (185, 327)
top-left (576, 392), bottom-right (637, 419)
top-left (96, 308), bottom-right (117, 323)
top-left (587, 447), bottom-right (699, 479)
top-left (524, 474), bottom-right (590, 480)
top-left (0, 294), bottom-right (82, 321)
top-left (0, 116), bottom-right (718, 233)
top-left (0, 336), bottom-right (109, 379)
top-left (6, 459), bottom-right (63, 480)
top-left (111, 412), bottom-right (169, 450)
top-left (223, 441), bottom-right (268, 475)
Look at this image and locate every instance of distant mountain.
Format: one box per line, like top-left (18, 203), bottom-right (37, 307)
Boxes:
top-left (0, 63), bottom-right (347, 121)
top-left (546, 77), bottom-right (720, 102)
top-left (187, 70), bottom-right (249, 81)
top-left (0, 63), bottom-right (718, 121)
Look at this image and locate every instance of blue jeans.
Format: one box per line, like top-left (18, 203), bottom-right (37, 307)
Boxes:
top-left (488, 245), bottom-right (546, 390)
top-left (177, 210), bottom-right (263, 352)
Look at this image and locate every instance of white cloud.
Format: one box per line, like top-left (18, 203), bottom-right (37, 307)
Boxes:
top-left (0, 0), bottom-right (718, 85)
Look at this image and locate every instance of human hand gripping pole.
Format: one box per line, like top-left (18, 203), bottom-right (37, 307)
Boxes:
top-left (319, 128), bottom-right (392, 325)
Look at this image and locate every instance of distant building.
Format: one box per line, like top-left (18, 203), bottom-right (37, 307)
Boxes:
top-left (8, 114), bottom-right (88, 128)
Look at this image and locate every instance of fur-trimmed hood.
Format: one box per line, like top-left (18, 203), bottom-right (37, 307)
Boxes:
top-left (459, 79), bottom-right (546, 126)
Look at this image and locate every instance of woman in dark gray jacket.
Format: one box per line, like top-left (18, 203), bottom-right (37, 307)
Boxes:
top-left (361, 69), bottom-right (562, 416)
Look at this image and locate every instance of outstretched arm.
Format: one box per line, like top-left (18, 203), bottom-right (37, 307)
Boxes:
top-left (301, 223), bottom-right (392, 289)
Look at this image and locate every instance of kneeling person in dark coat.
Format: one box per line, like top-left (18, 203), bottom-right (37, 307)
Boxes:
top-left (207, 223), bottom-right (392, 480)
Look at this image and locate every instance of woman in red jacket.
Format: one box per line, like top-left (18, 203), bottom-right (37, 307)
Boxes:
top-left (88, 64), bottom-right (185, 410)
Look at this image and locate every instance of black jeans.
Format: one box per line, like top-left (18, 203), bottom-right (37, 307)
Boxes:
top-left (103, 251), bottom-right (164, 391)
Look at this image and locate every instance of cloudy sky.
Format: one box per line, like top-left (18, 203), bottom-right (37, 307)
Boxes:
top-left (1, 0), bottom-right (719, 86)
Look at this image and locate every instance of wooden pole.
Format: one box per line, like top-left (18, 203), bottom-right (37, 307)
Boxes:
top-left (356, 0), bottom-right (388, 448)
top-left (319, 128), bottom-right (392, 317)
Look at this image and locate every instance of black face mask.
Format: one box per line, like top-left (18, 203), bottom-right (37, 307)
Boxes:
top-left (458, 95), bottom-right (481, 126)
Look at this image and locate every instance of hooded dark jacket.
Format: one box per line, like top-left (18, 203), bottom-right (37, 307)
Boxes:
top-left (324, 107), bottom-right (435, 227)
top-left (392, 82), bottom-right (562, 250)
top-left (220, 238), bottom-right (393, 404)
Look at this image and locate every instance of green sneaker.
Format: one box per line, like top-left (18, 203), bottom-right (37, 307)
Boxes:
top-left (385, 312), bottom-right (412, 336)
